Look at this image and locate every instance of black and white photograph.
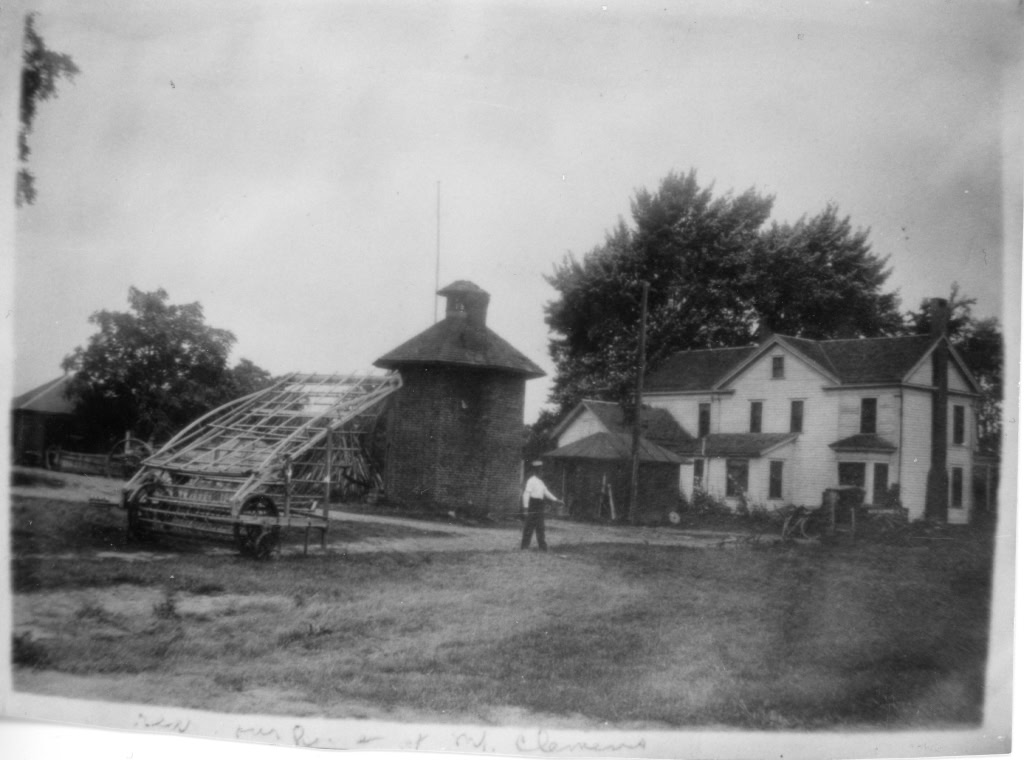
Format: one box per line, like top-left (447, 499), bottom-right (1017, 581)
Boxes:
top-left (1, 1), bottom-right (1020, 758)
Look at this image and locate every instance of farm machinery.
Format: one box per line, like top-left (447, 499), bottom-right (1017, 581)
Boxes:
top-left (121, 371), bottom-right (401, 558)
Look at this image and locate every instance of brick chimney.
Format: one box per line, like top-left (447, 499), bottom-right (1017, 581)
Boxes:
top-left (924, 297), bottom-right (949, 522)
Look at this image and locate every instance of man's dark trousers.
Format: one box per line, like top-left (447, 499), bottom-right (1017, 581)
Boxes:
top-left (521, 497), bottom-right (547, 550)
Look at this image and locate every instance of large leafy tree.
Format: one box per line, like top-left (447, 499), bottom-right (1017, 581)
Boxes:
top-left (18, 13), bottom-right (80, 206)
top-left (906, 286), bottom-right (1003, 453)
top-left (62, 288), bottom-right (273, 444)
top-left (544, 170), bottom-right (903, 417)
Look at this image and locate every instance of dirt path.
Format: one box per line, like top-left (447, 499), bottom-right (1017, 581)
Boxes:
top-left (9, 466), bottom-right (762, 561)
top-left (328, 509), bottom-right (751, 554)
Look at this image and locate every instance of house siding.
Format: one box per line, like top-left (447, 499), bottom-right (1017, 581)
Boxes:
top-left (907, 351), bottom-right (973, 393)
top-left (948, 363), bottom-right (972, 393)
top-left (647, 394), bottom-right (717, 438)
top-left (899, 387), bottom-right (933, 521)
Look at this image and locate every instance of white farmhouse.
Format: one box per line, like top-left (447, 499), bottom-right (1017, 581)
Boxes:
top-left (643, 306), bottom-right (985, 524)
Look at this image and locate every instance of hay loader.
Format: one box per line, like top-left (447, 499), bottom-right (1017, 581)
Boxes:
top-left (121, 371), bottom-right (400, 558)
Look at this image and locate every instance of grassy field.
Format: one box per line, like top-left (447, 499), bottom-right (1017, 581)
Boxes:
top-left (10, 489), bottom-right (994, 730)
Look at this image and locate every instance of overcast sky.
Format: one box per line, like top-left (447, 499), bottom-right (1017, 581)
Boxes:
top-left (6, 0), bottom-right (1021, 423)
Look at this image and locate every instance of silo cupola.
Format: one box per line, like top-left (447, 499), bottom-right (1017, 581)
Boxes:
top-left (439, 280), bottom-right (490, 328)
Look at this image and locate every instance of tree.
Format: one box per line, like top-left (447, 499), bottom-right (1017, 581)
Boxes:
top-left (18, 13), bottom-right (80, 206)
top-left (748, 205), bottom-right (903, 338)
top-left (544, 170), bottom-right (903, 416)
top-left (62, 287), bottom-right (273, 444)
top-left (224, 358), bottom-right (276, 401)
top-left (906, 285), bottom-right (1003, 453)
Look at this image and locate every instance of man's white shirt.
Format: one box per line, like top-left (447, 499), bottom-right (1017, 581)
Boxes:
top-left (522, 475), bottom-right (557, 509)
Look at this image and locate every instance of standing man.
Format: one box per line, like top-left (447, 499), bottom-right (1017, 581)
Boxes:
top-left (521, 460), bottom-right (561, 551)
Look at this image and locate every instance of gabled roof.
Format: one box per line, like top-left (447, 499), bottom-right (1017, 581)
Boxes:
top-left (11, 376), bottom-right (74, 414)
top-left (374, 319), bottom-right (545, 377)
top-left (811, 335), bottom-right (938, 385)
top-left (829, 433), bottom-right (898, 453)
top-left (543, 431), bottom-right (682, 464)
top-left (645, 346), bottom-right (758, 392)
top-left (550, 399), bottom-right (695, 448)
top-left (678, 432), bottom-right (798, 458)
top-left (646, 333), bottom-right (978, 392)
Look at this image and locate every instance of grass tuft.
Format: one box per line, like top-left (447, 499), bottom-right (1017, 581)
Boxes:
top-left (153, 592), bottom-right (180, 620)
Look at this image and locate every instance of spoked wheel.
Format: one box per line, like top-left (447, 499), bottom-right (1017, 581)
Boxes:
top-left (107, 438), bottom-right (153, 480)
top-left (127, 480), bottom-right (164, 542)
top-left (800, 512), bottom-right (824, 540)
top-left (234, 495), bottom-right (280, 559)
top-left (781, 509), bottom-right (823, 541)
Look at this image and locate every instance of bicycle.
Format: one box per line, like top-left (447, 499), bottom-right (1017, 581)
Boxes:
top-left (780, 506), bottom-right (825, 540)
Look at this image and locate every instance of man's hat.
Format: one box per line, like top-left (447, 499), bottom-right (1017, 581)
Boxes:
top-left (531, 460), bottom-right (543, 467)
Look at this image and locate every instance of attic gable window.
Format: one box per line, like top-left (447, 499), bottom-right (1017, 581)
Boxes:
top-left (772, 356), bottom-right (785, 379)
top-left (698, 403), bottom-right (711, 437)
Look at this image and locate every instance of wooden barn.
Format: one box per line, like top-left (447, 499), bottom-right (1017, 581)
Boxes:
top-left (543, 432), bottom-right (683, 524)
top-left (374, 281), bottom-right (545, 515)
top-left (10, 376), bottom-right (76, 467)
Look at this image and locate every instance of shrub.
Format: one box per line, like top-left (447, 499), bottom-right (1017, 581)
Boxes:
top-left (745, 502), bottom-right (773, 524)
top-left (12, 632), bottom-right (50, 669)
top-left (689, 487), bottom-right (731, 518)
top-left (883, 483), bottom-right (902, 510)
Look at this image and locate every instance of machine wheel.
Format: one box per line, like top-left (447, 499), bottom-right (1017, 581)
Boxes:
top-left (252, 529), bottom-right (281, 560)
top-left (107, 438), bottom-right (153, 480)
top-left (234, 495), bottom-right (279, 558)
top-left (127, 481), bottom-right (164, 542)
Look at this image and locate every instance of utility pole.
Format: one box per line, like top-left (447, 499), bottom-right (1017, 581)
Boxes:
top-left (629, 280), bottom-right (650, 525)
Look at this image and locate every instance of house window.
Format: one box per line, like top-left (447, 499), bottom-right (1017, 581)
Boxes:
top-left (790, 400), bottom-right (804, 433)
top-left (860, 398), bottom-right (877, 435)
top-left (726, 458), bottom-right (749, 497)
top-left (873, 463), bottom-right (889, 506)
top-left (693, 459), bottom-right (704, 489)
top-left (750, 401), bottom-right (763, 434)
top-left (838, 462), bottom-right (866, 488)
top-left (769, 461), bottom-right (783, 500)
top-left (698, 403), bottom-right (710, 437)
top-left (951, 467), bottom-right (964, 509)
top-left (953, 405), bottom-right (965, 445)
top-left (772, 356), bottom-right (785, 379)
